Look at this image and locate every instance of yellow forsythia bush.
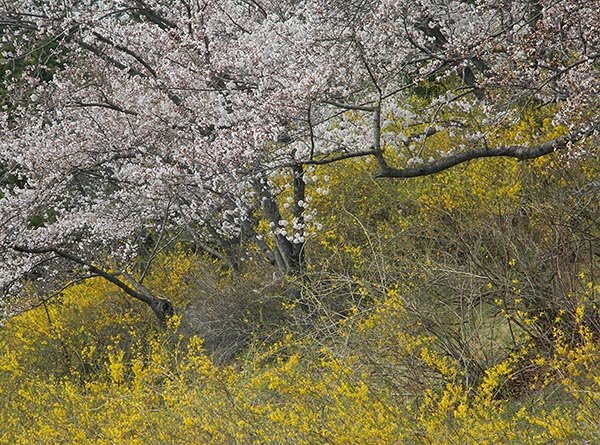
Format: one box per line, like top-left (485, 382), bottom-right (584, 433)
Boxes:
top-left (3, 272), bottom-right (600, 444)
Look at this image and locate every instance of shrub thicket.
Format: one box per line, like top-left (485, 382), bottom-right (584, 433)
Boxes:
top-left (1, 132), bottom-right (599, 443)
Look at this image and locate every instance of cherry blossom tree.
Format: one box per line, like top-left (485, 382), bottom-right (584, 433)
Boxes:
top-left (1, 0), bottom-right (598, 323)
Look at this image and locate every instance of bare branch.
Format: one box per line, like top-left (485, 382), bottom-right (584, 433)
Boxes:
top-left (91, 31), bottom-right (159, 78)
top-left (297, 149), bottom-right (380, 166)
top-left (11, 245), bottom-right (173, 324)
top-left (132, 0), bottom-right (178, 30)
top-left (376, 126), bottom-right (597, 179)
top-left (66, 101), bottom-right (138, 116)
top-left (78, 40), bottom-right (147, 78)
top-left (324, 100), bottom-right (376, 112)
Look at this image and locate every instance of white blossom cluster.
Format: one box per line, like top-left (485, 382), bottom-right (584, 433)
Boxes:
top-left (1, 0), bottom-right (598, 309)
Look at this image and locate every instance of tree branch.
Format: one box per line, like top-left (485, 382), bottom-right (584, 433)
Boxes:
top-left (78, 40), bottom-right (147, 78)
top-left (91, 31), bottom-right (159, 78)
top-left (297, 149), bottom-right (380, 166)
top-left (132, 0), bottom-right (178, 30)
top-left (0, 13), bottom-right (37, 30)
top-left (11, 245), bottom-right (173, 324)
top-left (323, 100), bottom-right (376, 112)
top-left (66, 101), bottom-right (138, 116)
top-left (376, 126), bottom-right (597, 178)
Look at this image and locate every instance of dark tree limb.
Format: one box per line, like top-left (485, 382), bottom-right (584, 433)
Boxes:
top-left (66, 101), bottom-right (138, 116)
top-left (12, 245), bottom-right (173, 325)
top-left (376, 126), bottom-right (597, 178)
top-left (294, 124), bottom-right (595, 180)
top-left (91, 31), bottom-right (159, 78)
top-left (324, 100), bottom-right (376, 112)
top-left (298, 150), bottom-right (380, 166)
top-left (132, 0), bottom-right (178, 30)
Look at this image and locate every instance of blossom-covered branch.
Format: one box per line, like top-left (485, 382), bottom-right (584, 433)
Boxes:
top-left (1, 0), bottom-right (598, 319)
